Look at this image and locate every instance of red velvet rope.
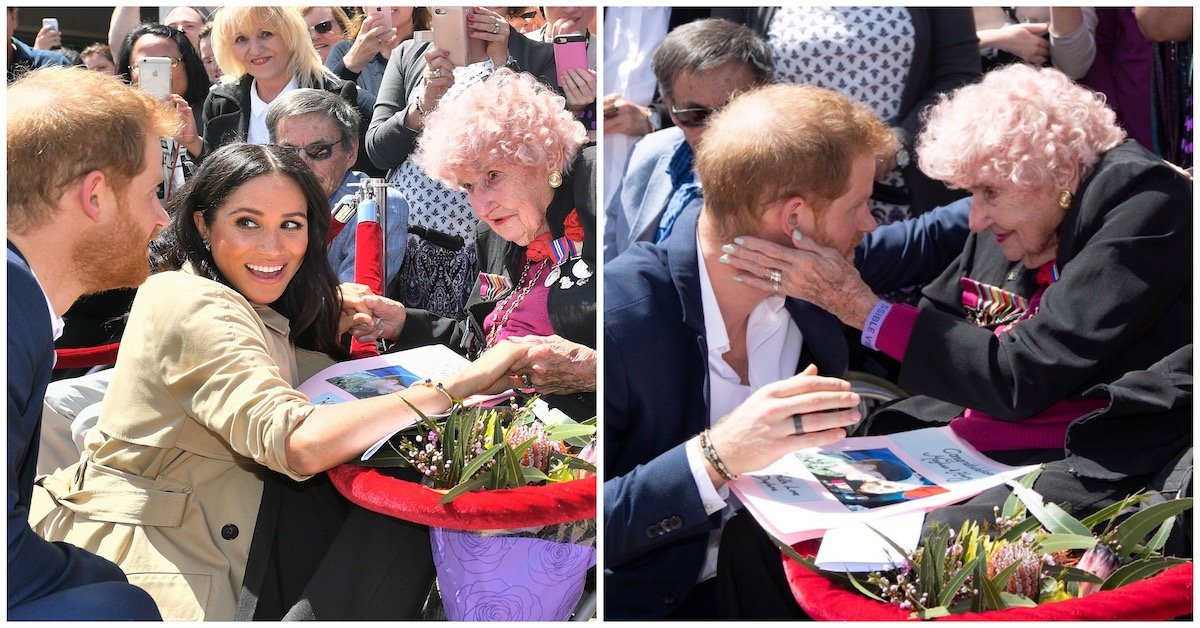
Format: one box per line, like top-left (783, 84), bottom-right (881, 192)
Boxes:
top-left (782, 540), bottom-right (1194, 620)
top-left (350, 220), bottom-right (384, 359)
top-left (328, 464), bottom-right (596, 530)
top-left (54, 342), bottom-right (120, 370)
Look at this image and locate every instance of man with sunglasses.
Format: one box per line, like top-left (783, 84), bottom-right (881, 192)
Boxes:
top-left (604, 19), bottom-right (774, 263)
top-left (266, 88), bottom-right (408, 288)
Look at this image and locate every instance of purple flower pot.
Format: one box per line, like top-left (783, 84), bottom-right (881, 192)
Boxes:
top-left (430, 526), bottom-right (596, 621)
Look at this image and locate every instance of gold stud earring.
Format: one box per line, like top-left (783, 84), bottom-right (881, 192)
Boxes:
top-left (548, 171), bottom-right (563, 189)
top-left (1057, 190), bottom-right (1073, 209)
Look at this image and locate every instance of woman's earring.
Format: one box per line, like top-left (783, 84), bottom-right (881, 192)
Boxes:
top-left (548, 171), bottom-right (563, 189)
top-left (203, 239), bottom-right (211, 251)
top-left (1057, 190), bottom-right (1074, 209)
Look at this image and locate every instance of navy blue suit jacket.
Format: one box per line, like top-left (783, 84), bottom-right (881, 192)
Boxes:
top-left (7, 244), bottom-right (132, 611)
top-left (601, 209), bottom-right (850, 619)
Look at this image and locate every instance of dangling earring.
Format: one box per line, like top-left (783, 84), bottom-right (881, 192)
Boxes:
top-left (203, 239), bottom-right (211, 251)
top-left (1057, 190), bottom-right (1073, 209)
top-left (548, 171), bottom-right (563, 189)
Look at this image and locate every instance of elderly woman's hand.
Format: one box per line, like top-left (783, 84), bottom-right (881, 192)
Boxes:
top-left (467, 6), bottom-right (510, 69)
top-left (560, 67), bottom-right (597, 112)
top-left (343, 10), bottom-right (400, 72)
top-left (351, 294), bottom-right (407, 342)
top-left (706, 365), bottom-right (860, 482)
top-left (505, 334), bottom-right (596, 395)
top-left (721, 233), bottom-right (878, 330)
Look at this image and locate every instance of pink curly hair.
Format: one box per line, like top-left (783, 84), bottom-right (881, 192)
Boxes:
top-left (917, 64), bottom-right (1126, 191)
top-left (414, 68), bottom-right (586, 186)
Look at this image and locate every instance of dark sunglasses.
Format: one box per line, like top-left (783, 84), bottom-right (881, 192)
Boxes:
top-left (308, 20), bottom-right (335, 35)
top-left (670, 105), bottom-right (718, 128)
top-left (279, 141), bottom-right (339, 161)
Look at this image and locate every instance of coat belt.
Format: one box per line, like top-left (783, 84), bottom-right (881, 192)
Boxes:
top-left (35, 461), bottom-right (191, 527)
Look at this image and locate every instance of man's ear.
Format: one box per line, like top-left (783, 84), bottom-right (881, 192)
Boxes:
top-left (777, 196), bottom-right (814, 241)
top-left (75, 170), bottom-right (109, 223)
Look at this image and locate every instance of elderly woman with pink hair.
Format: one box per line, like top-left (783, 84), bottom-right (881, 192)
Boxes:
top-left (361, 68), bottom-right (597, 421)
top-left (723, 63), bottom-right (1192, 547)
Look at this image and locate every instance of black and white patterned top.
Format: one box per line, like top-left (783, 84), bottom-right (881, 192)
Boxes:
top-left (386, 60), bottom-right (495, 320)
top-left (768, 6), bottom-right (917, 224)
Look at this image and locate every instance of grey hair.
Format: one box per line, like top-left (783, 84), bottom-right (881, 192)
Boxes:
top-left (651, 18), bottom-right (775, 101)
top-left (265, 88), bottom-right (361, 148)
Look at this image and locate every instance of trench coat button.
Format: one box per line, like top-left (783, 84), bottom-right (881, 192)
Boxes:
top-left (645, 523), bottom-right (661, 538)
top-left (221, 524), bottom-right (239, 540)
top-left (666, 516), bottom-right (683, 531)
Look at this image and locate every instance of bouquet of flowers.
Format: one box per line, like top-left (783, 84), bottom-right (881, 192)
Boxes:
top-left (329, 393), bottom-right (598, 621)
top-left (779, 469), bottom-right (1193, 620)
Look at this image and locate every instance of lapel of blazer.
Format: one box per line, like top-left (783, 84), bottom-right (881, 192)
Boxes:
top-left (661, 205), bottom-right (712, 419)
top-left (786, 298), bottom-right (849, 376)
top-left (629, 133), bottom-right (688, 245)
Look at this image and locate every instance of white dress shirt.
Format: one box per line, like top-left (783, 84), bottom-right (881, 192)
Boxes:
top-left (684, 238), bottom-right (803, 583)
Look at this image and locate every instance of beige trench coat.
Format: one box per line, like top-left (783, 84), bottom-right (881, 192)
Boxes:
top-left (31, 270), bottom-right (317, 620)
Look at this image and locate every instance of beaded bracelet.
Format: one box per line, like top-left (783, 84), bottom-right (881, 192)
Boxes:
top-left (699, 429), bottom-right (737, 482)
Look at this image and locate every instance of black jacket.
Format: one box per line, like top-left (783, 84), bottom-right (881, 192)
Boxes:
top-left (871, 141), bottom-right (1192, 481)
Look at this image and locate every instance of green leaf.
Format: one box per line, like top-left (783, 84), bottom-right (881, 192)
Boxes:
top-left (1112, 498), bottom-right (1193, 559)
top-left (1101, 557), bottom-right (1189, 590)
top-left (771, 535), bottom-right (827, 577)
top-left (1001, 468), bottom-right (1043, 520)
top-left (457, 440), bottom-right (506, 483)
top-left (439, 474), bottom-right (489, 504)
top-left (989, 558), bottom-right (1020, 595)
top-left (978, 562), bottom-right (1005, 610)
top-left (916, 606), bottom-right (952, 619)
top-left (522, 466), bottom-right (551, 483)
top-left (1143, 515), bottom-right (1177, 554)
top-left (1080, 493), bottom-right (1151, 530)
top-left (564, 457), bottom-right (596, 472)
top-left (997, 514), bottom-right (1044, 543)
top-left (1004, 480), bottom-right (1091, 536)
top-left (544, 423), bottom-right (597, 441)
top-left (844, 571), bottom-right (889, 604)
top-left (1037, 533), bottom-right (1098, 554)
top-left (997, 592), bottom-right (1037, 608)
top-left (1047, 565), bottom-right (1103, 584)
top-left (864, 523), bottom-right (918, 572)
top-left (937, 556), bottom-right (979, 608)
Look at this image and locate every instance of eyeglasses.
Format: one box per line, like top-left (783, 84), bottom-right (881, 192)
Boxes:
top-left (308, 20), bottom-right (335, 35)
top-left (507, 9), bottom-right (539, 21)
top-left (669, 105), bottom-right (717, 128)
top-left (278, 141), bottom-right (340, 161)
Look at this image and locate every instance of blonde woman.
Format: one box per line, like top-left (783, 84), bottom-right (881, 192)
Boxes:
top-left (202, 6), bottom-right (364, 151)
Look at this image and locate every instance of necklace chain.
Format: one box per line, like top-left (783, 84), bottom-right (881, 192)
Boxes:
top-left (485, 260), bottom-right (546, 349)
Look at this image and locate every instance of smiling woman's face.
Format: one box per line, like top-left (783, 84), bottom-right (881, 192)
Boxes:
top-left (194, 174), bottom-right (309, 305)
top-left (966, 182), bottom-right (1066, 269)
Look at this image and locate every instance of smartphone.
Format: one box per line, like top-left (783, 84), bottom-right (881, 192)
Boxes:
top-left (138, 56), bottom-right (172, 99)
top-left (552, 33), bottom-right (588, 78)
top-left (364, 6), bottom-right (392, 32)
top-left (41, 17), bottom-right (59, 31)
top-left (431, 6), bottom-right (487, 66)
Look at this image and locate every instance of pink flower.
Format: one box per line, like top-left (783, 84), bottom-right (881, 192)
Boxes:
top-left (1076, 544), bottom-right (1119, 596)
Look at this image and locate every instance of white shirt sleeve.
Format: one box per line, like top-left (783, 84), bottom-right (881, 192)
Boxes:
top-left (686, 436), bottom-right (729, 516)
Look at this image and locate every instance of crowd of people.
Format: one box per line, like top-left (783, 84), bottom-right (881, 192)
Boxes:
top-left (5, 4), bottom-right (1192, 622)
